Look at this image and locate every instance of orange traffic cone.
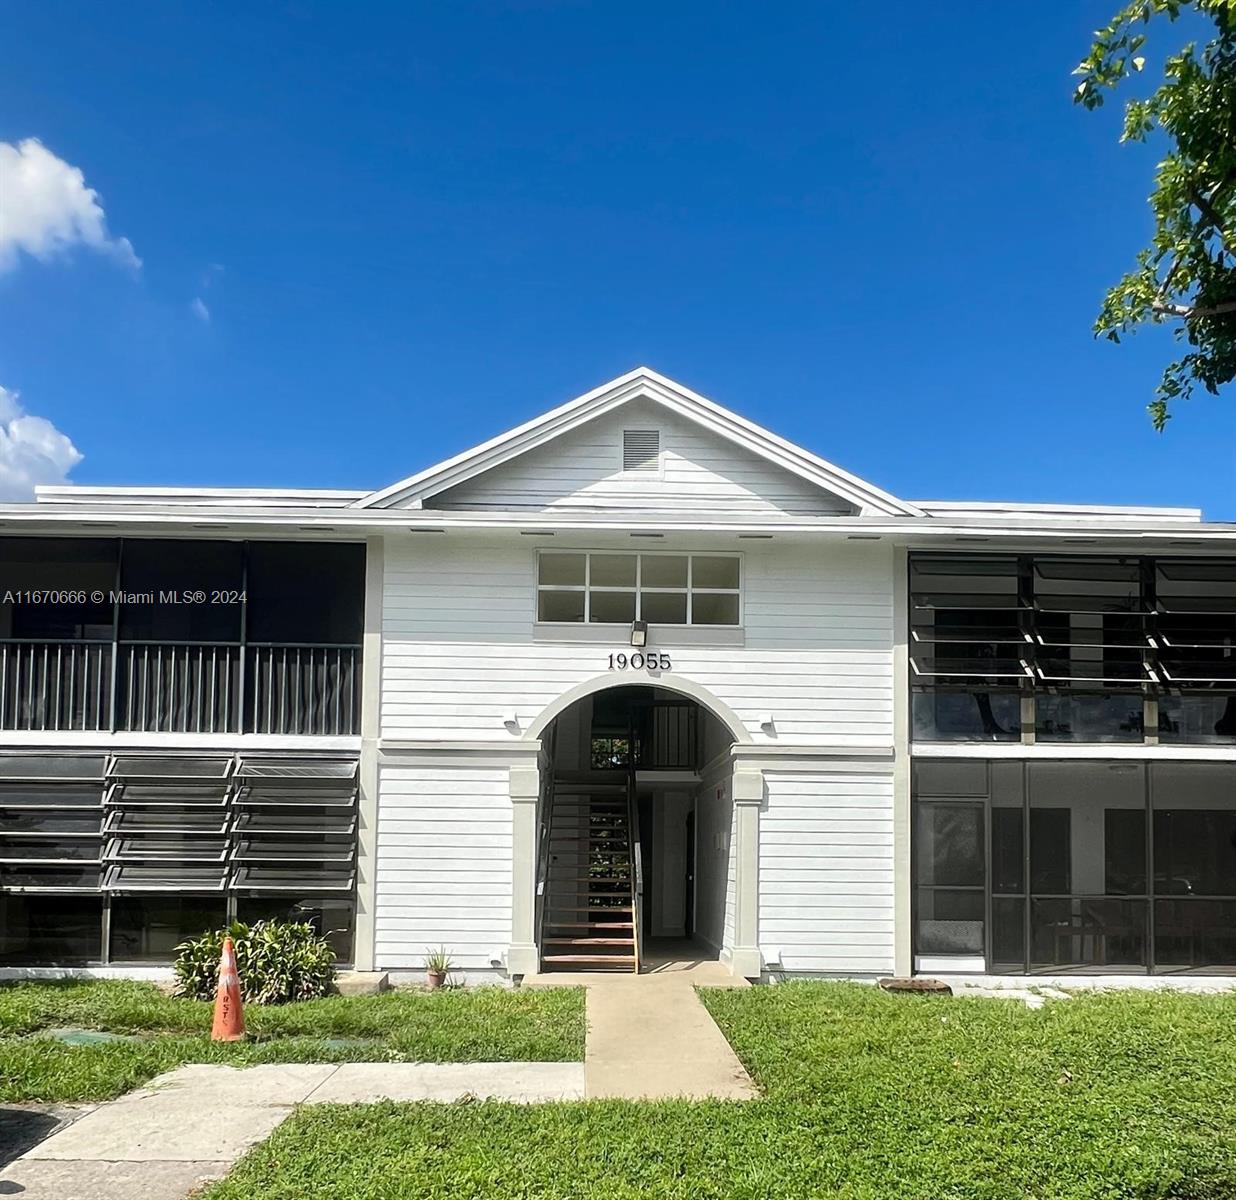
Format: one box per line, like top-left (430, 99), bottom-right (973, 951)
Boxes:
top-left (210, 936), bottom-right (246, 1042)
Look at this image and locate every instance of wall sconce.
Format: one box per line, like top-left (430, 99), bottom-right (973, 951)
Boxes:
top-left (502, 712), bottom-right (520, 733)
top-left (759, 713), bottom-right (776, 735)
top-left (630, 620), bottom-right (648, 648)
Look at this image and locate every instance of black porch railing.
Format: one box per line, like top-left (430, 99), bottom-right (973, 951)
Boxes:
top-left (0, 640), bottom-right (361, 736)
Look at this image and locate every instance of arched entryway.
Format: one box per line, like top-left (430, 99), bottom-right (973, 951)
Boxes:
top-left (507, 676), bottom-right (763, 979)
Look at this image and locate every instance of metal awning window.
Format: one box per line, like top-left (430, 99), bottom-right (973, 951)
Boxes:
top-left (230, 864), bottom-right (355, 892)
top-left (231, 810), bottom-right (356, 836)
top-left (0, 754), bottom-right (107, 782)
top-left (104, 756), bottom-right (233, 894)
top-left (236, 757), bottom-right (357, 781)
top-left (103, 809), bottom-right (229, 836)
top-left (0, 751), bottom-right (360, 900)
top-left (232, 838), bottom-right (354, 863)
top-left (1154, 560), bottom-right (1236, 691)
top-left (912, 552), bottom-right (1236, 745)
top-left (228, 757), bottom-right (357, 894)
top-left (108, 755), bottom-right (233, 780)
top-left (1034, 659), bottom-right (1149, 685)
top-left (910, 557), bottom-right (1030, 686)
top-left (912, 555), bottom-right (1157, 696)
top-left (909, 656), bottom-right (1031, 681)
top-left (0, 755), bottom-right (106, 892)
top-left (103, 863), bottom-right (229, 891)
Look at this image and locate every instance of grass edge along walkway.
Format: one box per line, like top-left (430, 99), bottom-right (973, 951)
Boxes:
top-left (0, 979), bottom-right (585, 1102)
top-left (206, 982), bottom-right (1236, 1200)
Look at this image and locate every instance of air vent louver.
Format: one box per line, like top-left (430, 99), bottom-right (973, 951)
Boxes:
top-left (622, 429), bottom-right (660, 473)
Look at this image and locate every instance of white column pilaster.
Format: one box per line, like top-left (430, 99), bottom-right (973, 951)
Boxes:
top-left (730, 766), bottom-right (763, 979)
top-left (508, 763), bottom-right (541, 977)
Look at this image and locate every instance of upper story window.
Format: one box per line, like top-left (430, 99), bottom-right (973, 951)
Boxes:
top-left (910, 552), bottom-right (1236, 746)
top-left (537, 551), bottom-right (740, 626)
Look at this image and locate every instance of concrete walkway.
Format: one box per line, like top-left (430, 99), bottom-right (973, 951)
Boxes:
top-left (525, 952), bottom-right (759, 1100)
top-left (0, 1061), bottom-right (584, 1200)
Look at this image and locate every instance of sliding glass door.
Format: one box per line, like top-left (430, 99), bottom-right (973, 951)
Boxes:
top-left (913, 760), bottom-right (1236, 975)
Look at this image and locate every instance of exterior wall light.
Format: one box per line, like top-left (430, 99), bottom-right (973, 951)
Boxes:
top-left (630, 620), bottom-right (648, 648)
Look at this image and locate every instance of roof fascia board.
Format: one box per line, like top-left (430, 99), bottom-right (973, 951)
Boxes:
top-left (0, 505), bottom-right (1232, 541)
top-left (37, 486), bottom-right (368, 501)
top-left (915, 500), bottom-right (1203, 521)
top-left (353, 369), bottom-right (923, 517)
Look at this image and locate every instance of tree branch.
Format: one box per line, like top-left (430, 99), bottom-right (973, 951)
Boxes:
top-left (1153, 298), bottom-right (1236, 317)
top-left (1190, 183), bottom-right (1236, 255)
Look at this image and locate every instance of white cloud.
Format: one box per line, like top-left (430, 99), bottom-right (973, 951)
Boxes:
top-left (190, 296), bottom-right (210, 322)
top-left (0, 138), bottom-right (139, 273)
top-left (0, 386), bottom-right (83, 500)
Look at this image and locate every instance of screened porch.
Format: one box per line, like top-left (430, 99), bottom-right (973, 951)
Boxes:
top-left (0, 537), bottom-right (365, 737)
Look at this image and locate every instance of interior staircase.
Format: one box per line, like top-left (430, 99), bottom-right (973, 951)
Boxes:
top-left (539, 781), bottom-right (640, 971)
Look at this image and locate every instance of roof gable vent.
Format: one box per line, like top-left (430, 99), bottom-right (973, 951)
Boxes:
top-left (622, 428), bottom-right (660, 474)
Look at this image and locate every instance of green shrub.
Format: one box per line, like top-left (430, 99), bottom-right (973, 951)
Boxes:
top-left (173, 920), bottom-right (336, 1005)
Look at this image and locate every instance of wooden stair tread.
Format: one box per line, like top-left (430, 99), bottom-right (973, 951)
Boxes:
top-left (545, 922), bottom-right (633, 930)
top-left (545, 904), bottom-right (633, 912)
top-left (549, 835), bottom-right (628, 841)
top-left (544, 937), bottom-right (634, 946)
top-left (541, 954), bottom-right (636, 966)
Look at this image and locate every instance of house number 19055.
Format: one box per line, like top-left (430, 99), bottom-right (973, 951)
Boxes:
top-left (608, 651), bottom-right (670, 671)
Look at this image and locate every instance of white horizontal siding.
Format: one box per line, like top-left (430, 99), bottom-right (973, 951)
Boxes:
top-left (380, 538), bottom-right (894, 744)
top-left (759, 769), bottom-right (895, 975)
top-left (429, 401), bottom-right (854, 516)
top-left (374, 763), bottom-right (512, 971)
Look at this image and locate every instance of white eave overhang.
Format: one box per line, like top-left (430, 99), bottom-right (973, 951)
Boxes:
top-left (1, 502), bottom-right (1234, 545)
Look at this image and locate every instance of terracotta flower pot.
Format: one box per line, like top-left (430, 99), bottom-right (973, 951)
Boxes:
top-left (426, 969), bottom-right (447, 990)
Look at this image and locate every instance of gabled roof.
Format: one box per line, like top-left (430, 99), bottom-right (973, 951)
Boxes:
top-left (352, 367), bottom-right (925, 517)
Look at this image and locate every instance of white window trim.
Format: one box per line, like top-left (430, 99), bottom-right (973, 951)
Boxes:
top-left (535, 549), bottom-right (743, 629)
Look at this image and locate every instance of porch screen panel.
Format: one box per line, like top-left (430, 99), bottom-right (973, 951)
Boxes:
top-left (1027, 762), bottom-right (1147, 972)
top-left (1151, 762), bottom-right (1236, 972)
top-left (913, 760), bottom-right (988, 958)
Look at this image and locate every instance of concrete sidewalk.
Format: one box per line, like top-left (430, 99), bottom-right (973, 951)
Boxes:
top-left (525, 956), bottom-right (759, 1100)
top-left (0, 1060), bottom-right (585, 1200)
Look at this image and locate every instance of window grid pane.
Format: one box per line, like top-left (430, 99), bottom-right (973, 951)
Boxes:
top-left (537, 552), bottom-right (740, 627)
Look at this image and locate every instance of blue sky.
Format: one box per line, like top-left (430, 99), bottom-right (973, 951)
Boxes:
top-left (1, 2), bottom-right (1234, 517)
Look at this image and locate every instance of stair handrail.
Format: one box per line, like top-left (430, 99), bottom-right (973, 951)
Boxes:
top-left (534, 726), bottom-right (557, 970)
top-left (627, 763), bottom-right (643, 974)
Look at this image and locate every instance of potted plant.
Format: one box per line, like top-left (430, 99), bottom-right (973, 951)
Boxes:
top-left (424, 946), bottom-right (452, 990)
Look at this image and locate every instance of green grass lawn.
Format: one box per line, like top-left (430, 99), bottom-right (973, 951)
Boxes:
top-left (0, 980), bottom-right (584, 1102)
top-left (206, 983), bottom-right (1236, 1200)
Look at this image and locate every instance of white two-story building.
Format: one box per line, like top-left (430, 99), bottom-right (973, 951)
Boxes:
top-left (2, 368), bottom-right (1234, 982)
